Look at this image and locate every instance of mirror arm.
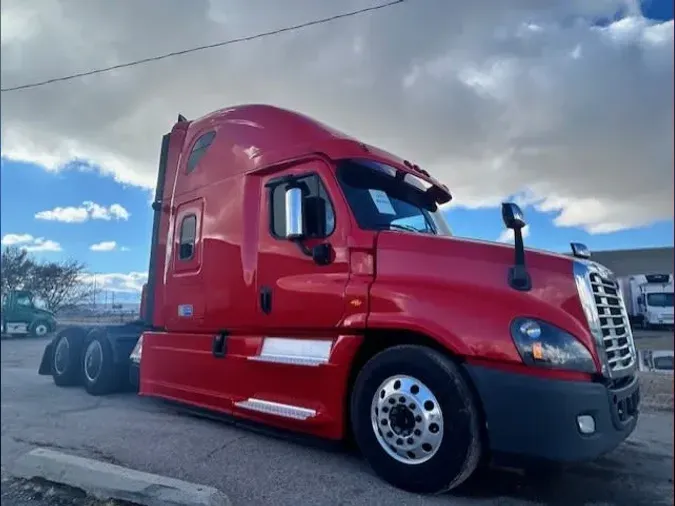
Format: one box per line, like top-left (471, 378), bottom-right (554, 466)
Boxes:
top-left (508, 227), bottom-right (531, 291)
top-left (291, 239), bottom-right (313, 257)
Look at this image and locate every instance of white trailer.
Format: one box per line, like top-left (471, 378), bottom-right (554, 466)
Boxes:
top-left (619, 274), bottom-right (674, 329)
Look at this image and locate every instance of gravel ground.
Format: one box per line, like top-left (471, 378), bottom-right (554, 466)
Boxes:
top-left (1, 470), bottom-right (134, 506)
top-left (638, 372), bottom-right (674, 412)
top-left (1, 336), bottom-right (673, 506)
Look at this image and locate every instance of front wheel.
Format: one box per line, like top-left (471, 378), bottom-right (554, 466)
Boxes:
top-left (30, 320), bottom-right (51, 338)
top-left (350, 345), bottom-right (482, 494)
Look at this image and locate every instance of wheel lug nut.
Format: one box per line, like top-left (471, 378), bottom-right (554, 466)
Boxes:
top-left (414, 429), bottom-right (421, 436)
top-left (381, 419), bottom-right (388, 426)
top-left (396, 438), bottom-right (403, 446)
top-left (407, 438), bottom-right (414, 445)
top-left (399, 396), bottom-right (406, 403)
top-left (415, 415), bottom-right (422, 423)
top-left (409, 403), bottom-right (416, 410)
top-left (386, 431), bottom-right (393, 438)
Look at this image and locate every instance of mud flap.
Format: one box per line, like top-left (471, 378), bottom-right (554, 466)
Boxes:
top-left (38, 340), bottom-right (55, 376)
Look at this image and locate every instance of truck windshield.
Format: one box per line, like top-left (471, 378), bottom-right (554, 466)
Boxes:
top-left (336, 158), bottom-right (451, 235)
top-left (646, 292), bottom-right (674, 307)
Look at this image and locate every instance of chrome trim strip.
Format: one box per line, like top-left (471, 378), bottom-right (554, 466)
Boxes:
top-left (248, 355), bottom-right (326, 367)
top-left (234, 398), bottom-right (316, 420)
top-left (251, 337), bottom-right (332, 366)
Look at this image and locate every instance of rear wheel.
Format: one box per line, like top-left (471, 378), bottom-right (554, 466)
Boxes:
top-left (350, 345), bottom-right (482, 494)
top-left (52, 332), bottom-right (83, 386)
top-left (82, 331), bottom-right (122, 396)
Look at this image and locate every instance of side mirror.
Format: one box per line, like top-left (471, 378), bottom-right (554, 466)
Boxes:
top-left (284, 186), bottom-right (305, 239)
top-left (501, 202), bottom-right (526, 230)
top-left (570, 242), bottom-right (591, 259)
top-left (311, 243), bottom-right (332, 266)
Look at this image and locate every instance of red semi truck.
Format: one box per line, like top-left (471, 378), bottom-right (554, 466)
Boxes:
top-left (38, 104), bottom-right (640, 493)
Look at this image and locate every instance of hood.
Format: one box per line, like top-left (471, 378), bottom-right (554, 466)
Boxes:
top-left (35, 308), bottom-right (56, 319)
top-left (369, 232), bottom-right (595, 363)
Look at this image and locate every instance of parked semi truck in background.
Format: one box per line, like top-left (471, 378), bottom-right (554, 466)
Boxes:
top-left (38, 104), bottom-right (640, 494)
top-left (1, 290), bottom-right (57, 337)
top-left (618, 274), bottom-right (674, 329)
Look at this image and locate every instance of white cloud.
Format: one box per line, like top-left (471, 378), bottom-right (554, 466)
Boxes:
top-left (1, 233), bottom-right (34, 246)
top-left (1, 233), bottom-right (62, 252)
top-left (80, 271), bottom-right (147, 293)
top-left (90, 240), bottom-right (117, 251)
top-left (35, 201), bottom-right (130, 223)
top-left (497, 224), bottom-right (531, 243)
top-left (1, 1), bottom-right (672, 234)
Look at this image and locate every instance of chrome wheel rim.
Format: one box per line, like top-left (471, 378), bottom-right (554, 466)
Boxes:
top-left (53, 338), bottom-right (69, 375)
top-left (84, 340), bottom-right (103, 383)
top-left (370, 374), bottom-right (444, 465)
top-left (34, 324), bottom-right (48, 336)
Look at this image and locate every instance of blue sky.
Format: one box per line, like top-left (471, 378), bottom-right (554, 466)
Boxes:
top-left (1, 0), bottom-right (673, 299)
top-left (2, 155), bottom-right (672, 276)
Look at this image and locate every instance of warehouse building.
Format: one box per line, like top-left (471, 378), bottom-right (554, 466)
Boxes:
top-left (585, 247), bottom-right (673, 277)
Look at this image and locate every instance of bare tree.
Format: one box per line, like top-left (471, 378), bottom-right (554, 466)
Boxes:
top-left (25, 259), bottom-right (97, 313)
top-left (1, 246), bottom-right (35, 299)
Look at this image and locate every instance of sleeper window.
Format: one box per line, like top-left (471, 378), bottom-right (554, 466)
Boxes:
top-left (179, 214), bottom-right (197, 260)
top-left (186, 131), bottom-right (216, 173)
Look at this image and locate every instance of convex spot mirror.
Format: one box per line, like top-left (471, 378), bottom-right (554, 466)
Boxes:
top-left (570, 242), bottom-right (591, 259)
top-left (501, 202), bottom-right (526, 230)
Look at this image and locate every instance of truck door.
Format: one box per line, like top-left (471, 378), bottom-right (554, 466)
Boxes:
top-left (164, 198), bottom-right (206, 331)
top-left (256, 162), bottom-right (350, 331)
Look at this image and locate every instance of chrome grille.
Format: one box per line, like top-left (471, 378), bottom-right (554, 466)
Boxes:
top-left (588, 271), bottom-right (635, 373)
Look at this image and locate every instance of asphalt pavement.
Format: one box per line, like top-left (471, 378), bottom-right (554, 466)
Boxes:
top-left (1, 335), bottom-right (673, 506)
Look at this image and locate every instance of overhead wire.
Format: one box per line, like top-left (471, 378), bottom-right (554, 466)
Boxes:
top-left (1, 0), bottom-right (405, 93)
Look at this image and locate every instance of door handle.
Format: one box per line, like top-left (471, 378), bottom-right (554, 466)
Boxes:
top-left (259, 286), bottom-right (272, 315)
top-left (212, 331), bottom-right (228, 358)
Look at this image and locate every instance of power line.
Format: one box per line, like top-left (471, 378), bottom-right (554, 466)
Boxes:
top-left (1, 0), bottom-right (405, 93)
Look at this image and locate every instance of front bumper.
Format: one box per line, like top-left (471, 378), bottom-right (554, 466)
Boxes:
top-left (464, 364), bottom-right (639, 463)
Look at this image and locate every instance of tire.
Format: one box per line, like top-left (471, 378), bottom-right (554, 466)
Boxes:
top-left (30, 320), bottom-right (51, 338)
top-left (51, 329), bottom-right (85, 387)
top-left (350, 345), bottom-right (482, 494)
top-left (82, 330), bottom-right (122, 396)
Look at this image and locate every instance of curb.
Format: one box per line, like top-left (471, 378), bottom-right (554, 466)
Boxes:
top-left (11, 448), bottom-right (231, 506)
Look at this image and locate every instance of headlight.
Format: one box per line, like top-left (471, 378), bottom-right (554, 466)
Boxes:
top-left (129, 335), bottom-right (143, 364)
top-left (510, 317), bottom-right (597, 374)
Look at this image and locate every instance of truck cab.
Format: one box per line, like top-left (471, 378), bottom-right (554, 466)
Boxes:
top-left (39, 104), bottom-right (641, 494)
top-left (633, 274), bottom-right (674, 329)
top-left (1, 290), bottom-right (56, 337)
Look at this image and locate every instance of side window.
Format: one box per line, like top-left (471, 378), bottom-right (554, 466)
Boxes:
top-left (270, 174), bottom-right (335, 239)
top-left (179, 214), bottom-right (197, 260)
top-left (16, 295), bottom-right (32, 307)
top-left (186, 131), bottom-right (216, 174)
